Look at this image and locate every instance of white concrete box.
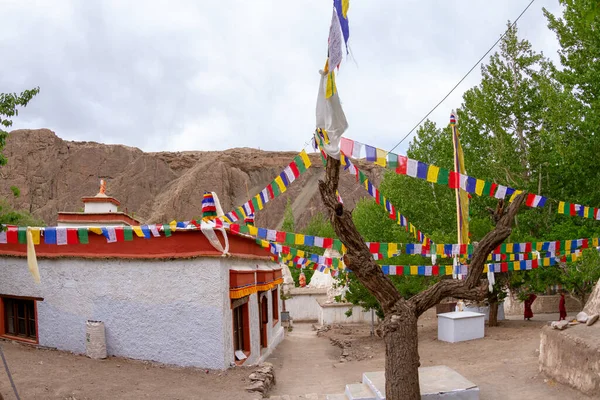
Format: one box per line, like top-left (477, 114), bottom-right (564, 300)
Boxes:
top-left (437, 311), bottom-right (485, 343)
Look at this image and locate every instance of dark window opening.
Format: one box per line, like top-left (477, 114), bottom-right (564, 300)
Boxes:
top-left (3, 297), bottom-right (37, 340)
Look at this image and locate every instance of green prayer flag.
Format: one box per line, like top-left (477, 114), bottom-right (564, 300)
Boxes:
top-left (18, 227), bottom-right (26, 244)
top-left (387, 153), bottom-right (398, 169)
top-left (271, 182), bottom-right (281, 197)
top-left (78, 228), bottom-right (89, 244)
top-left (163, 225), bottom-right (171, 237)
top-left (437, 168), bottom-right (450, 186)
top-left (483, 181), bottom-right (493, 196)
top-left (294, 155), bottom-right (307, 173)
top-left (359, 171), bottom-right (368, 184)
top-left (285, 233), bottom-right (295, 245)
top-left (379, 243), bottom-right (389, 256)
top-left (251, 197), bottom-right (259, 212)
top-left (239, 225), bottom-right (250, 234)
top-left (124, 226), bottom-right (133, 241)
top-left (333, 239), bottom-right (343, 252)
top-left (403, 266), bottom-right (410, 275)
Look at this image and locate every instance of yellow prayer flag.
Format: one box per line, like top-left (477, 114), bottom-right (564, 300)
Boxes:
top-left (566, 240), bottom-right (572, 251)
top-left (388, 243), bottom-right (398, 256)
top-left (513, 262), bottom-right (520, 271)
top-left (169, 220), bottom-right (178, 231)
top-left (475, 179), bottom-right (485, 196)
top-left (274, 176), bottom-right (286, 193)
top-left (248, 226), bottom-right (258, 236)
top-left (410, 265), bottom-right (418, 275)
top-left (295, 234), bottom-right (305, 245)
top-left (237, 206), bottom-right (247, 218)
top-left (543, 258), bottom-right (550, 266)
top-left (261, 240), bottom-right (269, 248)
top-left (31, 228), bottom-right (41, 245)
top-left (506, 243), bottom-right (514, 253)
top-left (341, 244), bottom-right (347, 253)
top-left (90, 227), bottom-right (103, 235)
top-left (483, 265), bottom-right (488, 273)
top-left (375, 148), bottom-right (387, 167)
top-left (509, 190), bottom-right (523, 203)
top-left (363, 180), bottom-right (369, 191)
top-left (536, 242), bottom-right (543, 251)
top-left (446, 266), bottom-right (453, 275)
top-left (300, 150), bottom-right (312, 168)
top-left (426, 165), bottom-right (440, 183)
top-left (593, 238), bottom-right (599, 247)
top-left (558, 202), bottom-right (565, 214)
top-left (436, 244), bottom-right (444, 256)
top-left (297, 250), bottom-right (305, 258)
top-left (584, 206), bottom-right (590, 218)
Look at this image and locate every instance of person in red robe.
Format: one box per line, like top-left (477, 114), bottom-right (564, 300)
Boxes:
top-left (559, 290), bottom-right (567, 321)
top-left (524, 293), bottom-right (537, 321)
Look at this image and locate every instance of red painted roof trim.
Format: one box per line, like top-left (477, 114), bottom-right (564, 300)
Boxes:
top-left (0, 230), bottom-right (272, 261)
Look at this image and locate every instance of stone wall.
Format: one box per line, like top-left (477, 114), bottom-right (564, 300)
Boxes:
top-left (539, 324), bottom-right (600, 395)
top-left (504, 292), bottom-right (582, 315)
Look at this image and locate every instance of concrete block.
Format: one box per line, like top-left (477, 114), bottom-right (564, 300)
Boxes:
top-left (437, 312), bottom-right (485, 343)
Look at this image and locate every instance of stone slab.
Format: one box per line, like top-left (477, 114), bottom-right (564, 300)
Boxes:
top-left (362, 366), bottom-right (479, 400)
top-left (345, 383), bottom-right (376, 400)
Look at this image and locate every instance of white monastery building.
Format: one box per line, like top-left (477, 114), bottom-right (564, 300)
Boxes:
top-left (0, 185), bottom-right (284, 370)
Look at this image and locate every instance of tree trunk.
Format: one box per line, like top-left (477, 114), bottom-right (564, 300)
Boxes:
top-left (488, 301), bottom-right (499, 327)
top-left (317, 154), bottom-right (526, 400)
top-left (383, 310), bottom-right (421, 399)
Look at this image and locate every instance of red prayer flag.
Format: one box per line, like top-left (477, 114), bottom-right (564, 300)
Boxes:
top-left (532, 259), bottom-right (539, 269)
top-left (460, 244), bottom-right (467, 255)
top-left (282, 246), bottom-right (290, 254)
top-left (289, 161), bottom-right (300, 178)
top-left (449, 171), bottom-right (459, 189)
top-left (501, 262), bottom-right (508, 272)
top-left (493, 246), bottom-right (501, 254)
top-left (6, 226), bottom-right (17, 243)
top-left (569, 203), bottom-right (576, 216)
top-left (582, 239), bottom-right (589, 249)
top-left (432, 265), bottom-right (439, 276)
top-left (490, 183), bottom-right (498, 197)
top-left (230, 224), bottom-right (240, 234)
top-left (369, 242), bottom-right (380, 253)
top-left (115, 227), bottom-right (124, 242)
top-left (525, 242), bottom-right (532, 253)
top-left (525, 193), bottom-right (536, 207)
top-left (276, 231), bottom-right (286, 243)
top-left (267, 184), bottom-right (275, 199)
top-left (322, 238), bottom-right (333, 248)
top-left (396, 155), bottom-right (407, 175)
top-left (340, 137), bottom-right (354, 156)
top-left (67, 228), bottom-right (79, 244)
top-left (555, 240), bottom-right (561, 252)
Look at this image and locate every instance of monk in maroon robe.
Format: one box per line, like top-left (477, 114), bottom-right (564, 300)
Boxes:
top-left (524, 293), bottom-right (537, 321)
top-left (559, 291), bottom-right (567, 321)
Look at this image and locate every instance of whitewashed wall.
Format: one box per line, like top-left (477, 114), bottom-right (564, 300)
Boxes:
top-left (285, 288), bottom-right (328, 321)
top-left (0, 257), bottom-right (232, 369)
top-left (318, 302), bottom-right (374, 325)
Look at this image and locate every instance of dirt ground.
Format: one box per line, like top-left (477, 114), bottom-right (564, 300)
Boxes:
top-left (0, 313), bottom-right (594, 399)
top-left (0, 341), bottom-right (261, 400)
top-left (269, 313), bottom-right (595, 399)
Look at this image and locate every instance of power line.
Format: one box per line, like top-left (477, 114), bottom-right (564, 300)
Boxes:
top-left (387, 0), bottom-right (536, 154)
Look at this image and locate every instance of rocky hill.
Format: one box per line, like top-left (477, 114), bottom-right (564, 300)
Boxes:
top-left (1, 129), bottom-right (384, 229)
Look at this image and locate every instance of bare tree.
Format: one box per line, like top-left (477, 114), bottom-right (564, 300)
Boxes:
top-left (319, 157), bottom-right (526, 399)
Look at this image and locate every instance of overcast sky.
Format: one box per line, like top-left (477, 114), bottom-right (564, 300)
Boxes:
top-left (2, 0), bottom-right (563, 155)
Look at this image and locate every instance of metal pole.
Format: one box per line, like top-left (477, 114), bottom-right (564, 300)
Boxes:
top-left (370, 308), bottom-right (375, 337)
top-left (0, 344), bottom-right (21, 400)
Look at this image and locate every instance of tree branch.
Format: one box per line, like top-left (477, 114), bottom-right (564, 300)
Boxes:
top-left (319, 157), bottom-right (402, 314)
top-left (411, 193), bottom-right (526, 316)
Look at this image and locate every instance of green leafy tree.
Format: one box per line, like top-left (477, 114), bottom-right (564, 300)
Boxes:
top-left (1, 87), bottom-right (40, 166)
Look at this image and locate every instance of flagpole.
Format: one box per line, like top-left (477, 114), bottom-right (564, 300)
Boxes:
top-left (451, 111), bottom-right (462, 278)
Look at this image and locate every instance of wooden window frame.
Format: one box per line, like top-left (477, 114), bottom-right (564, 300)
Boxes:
top-left (231, 298), bottom-right (251, 366)
top-left (271, 287), bottom-right (279, 326)
top-left (0, 294), bottom-right (42, 345)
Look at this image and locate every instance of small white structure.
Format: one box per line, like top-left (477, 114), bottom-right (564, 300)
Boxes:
top-left (437, 311), bottom-right (485, 343)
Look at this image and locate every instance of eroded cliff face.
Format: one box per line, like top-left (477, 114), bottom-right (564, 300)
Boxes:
top-left (1, 129), bottom-right (383, 228)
